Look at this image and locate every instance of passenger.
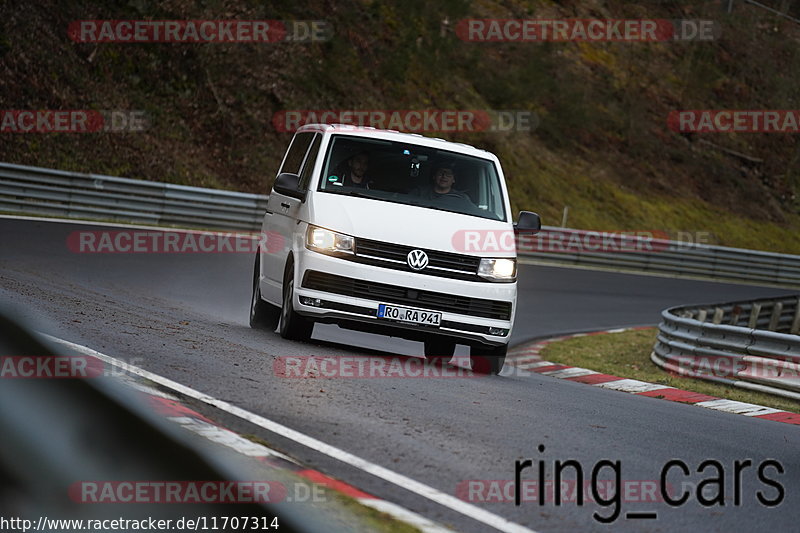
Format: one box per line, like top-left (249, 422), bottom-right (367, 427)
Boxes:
top-left (340, 152), bottom-right (373, 188)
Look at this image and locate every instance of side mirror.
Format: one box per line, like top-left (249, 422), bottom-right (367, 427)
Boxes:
top-left (514, 211), bottom-right (541, 234)
top-left (272, 173), bottom-right (305, 200)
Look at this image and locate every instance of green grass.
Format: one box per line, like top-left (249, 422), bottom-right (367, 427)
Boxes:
top-left (539, 328), bottom-right (800, 414)
top-left (505, 146), bottom-right (800, 253)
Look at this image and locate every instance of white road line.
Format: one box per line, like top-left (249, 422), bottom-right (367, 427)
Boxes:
top-left (595, 379), bottom-right (670, 394)
top-left (117, 373), bottom-right (180, 400)
top-left (540, 367), bottom-right (597, 379)
top-left (42, 333), bottom-right (538, 533)
top-left (513, 360), bottom-right (556, 370)
top-left (168, 416), bottom-right (297, 461)
top-left (168, 415), bottom-right (452, 531)
top-left (694, 399), bottom-right (783, 416)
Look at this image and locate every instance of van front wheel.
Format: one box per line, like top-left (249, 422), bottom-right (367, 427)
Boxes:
top-left (279, 266), bottom-right (314, 341)
top-left (249, 254), bottom-right (280, 331)
top-left (471, 344), bottom-right (507, 375)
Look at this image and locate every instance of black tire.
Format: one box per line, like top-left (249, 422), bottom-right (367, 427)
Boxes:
top-left (249, 255), bottom-right (280, 330)
top-left (424, 338), bottom-right (456, 366)
top-left (279, 261), bottom-right (314, 341)
top-left (471, 344), bottom-right (507, 375)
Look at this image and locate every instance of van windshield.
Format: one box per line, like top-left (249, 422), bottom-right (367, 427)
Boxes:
top-left (317, 135), bottom-right (507, 222)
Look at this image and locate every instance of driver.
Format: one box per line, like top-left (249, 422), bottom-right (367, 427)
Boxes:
top-left (341, 151), bottom-right (373, 188)
top-left (410, 162), bottom-right (473, 203)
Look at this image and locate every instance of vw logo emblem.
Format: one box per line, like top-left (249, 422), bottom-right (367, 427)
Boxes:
top-left (407, 249), bottom-right (429, 271)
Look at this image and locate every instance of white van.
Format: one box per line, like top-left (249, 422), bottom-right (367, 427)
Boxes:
top-left (249, 124), bottom-right (540, 374)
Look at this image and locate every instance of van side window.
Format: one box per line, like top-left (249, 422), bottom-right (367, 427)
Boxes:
top-left (298, 134), bottom-right (322, 191)
top-left (279, 132), bottom-right (314, 175)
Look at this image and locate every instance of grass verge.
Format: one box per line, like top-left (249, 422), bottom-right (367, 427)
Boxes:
top-left (538, 328), bottom-right (800, 414)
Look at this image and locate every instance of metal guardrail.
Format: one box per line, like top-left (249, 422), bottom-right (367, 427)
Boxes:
top-left (652, 295), bottom-right (800, 400)
top-left (0, 162), bottom-right (267, 230)
top-left (0, 308), bottom-right (310, 531)
top-left (2, 161), bottom-right (800, 287)
top-left (519, 227), bottom-right (800, 288)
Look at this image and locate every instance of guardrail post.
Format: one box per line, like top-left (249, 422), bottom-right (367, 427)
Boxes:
top-left (748, 303), bottom-right (762, 328)
top-left (712, 307), bottom-right (724, 324)
top-left (768, 302), bottom-right (783, 331)
top-left (790, 298), bottom-right (800, 335)
top-left (729, 305), bottom-right (742, 326)
top-left (697, 309), bottom-right (708, 322)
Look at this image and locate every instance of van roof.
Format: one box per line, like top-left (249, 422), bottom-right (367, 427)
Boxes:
top-left (295, 123), bottom-right (493, 159)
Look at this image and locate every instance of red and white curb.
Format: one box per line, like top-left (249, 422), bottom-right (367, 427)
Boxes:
top-left (114, 372), bottom-right (454, 533)
top-left (508, 327), bottom-right (800, 427)
top-left (44, 333), bottom-right (538, 533)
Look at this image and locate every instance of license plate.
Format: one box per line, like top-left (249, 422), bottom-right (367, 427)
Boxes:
top-left (377, 304), bottom-right (441, 327)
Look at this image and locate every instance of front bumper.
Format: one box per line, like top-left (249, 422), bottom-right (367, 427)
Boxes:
top-left (293, 248), bottom-right (516, 347)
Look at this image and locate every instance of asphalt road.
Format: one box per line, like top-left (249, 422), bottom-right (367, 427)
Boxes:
top-left (1, 216), bottom-right (798, 532)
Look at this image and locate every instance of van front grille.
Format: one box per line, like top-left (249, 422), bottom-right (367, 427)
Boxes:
top-left (350, 237), bottom-right (483, 281)
top-left (302, 270), bottom-right (512, 321)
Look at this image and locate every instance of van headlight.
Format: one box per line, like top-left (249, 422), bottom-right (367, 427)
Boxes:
top-left (478, 258), bottom-right (516, 281)
top-left (306, 225), bottom-right (354, 256)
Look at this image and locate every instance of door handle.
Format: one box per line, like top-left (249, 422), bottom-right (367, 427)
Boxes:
top-left (280, 202), bottom-right (291, 209)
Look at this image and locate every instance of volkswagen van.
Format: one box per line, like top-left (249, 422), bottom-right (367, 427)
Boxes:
top-left (249, 124), bottom-right (540, 374)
